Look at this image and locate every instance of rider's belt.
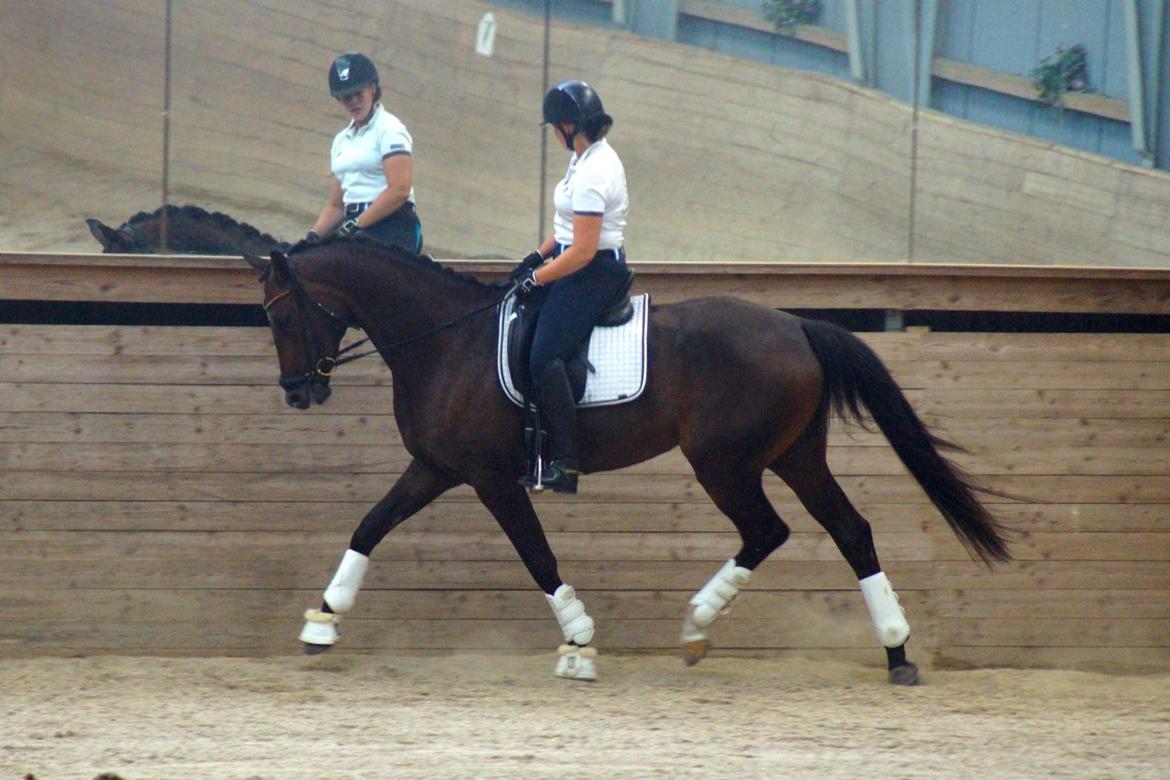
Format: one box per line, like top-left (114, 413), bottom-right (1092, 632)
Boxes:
top-left (553, 243), bottom-right (626, 262)
top-left (345, 201), bottom-right (415, 217)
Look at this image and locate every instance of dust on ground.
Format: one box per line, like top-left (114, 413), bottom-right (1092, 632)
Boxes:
top-left (2, 652), bottom-right (1167, 779)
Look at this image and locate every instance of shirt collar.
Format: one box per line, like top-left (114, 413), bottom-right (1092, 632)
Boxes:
top-left (344, 103), bottom-right (383, 137)
top-left (571, 137), bottom-right (608, 166)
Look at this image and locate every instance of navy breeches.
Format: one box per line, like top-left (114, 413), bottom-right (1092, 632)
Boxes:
top-left (528, 251), bottom-right (630, 387)
top-left (362, 202), bottom-right (423, 254)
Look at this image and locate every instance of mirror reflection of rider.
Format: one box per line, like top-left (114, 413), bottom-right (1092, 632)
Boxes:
top-left (307, 52), bottom-right (424, 254)
top-left (515, 80), bottom-right (631, 495)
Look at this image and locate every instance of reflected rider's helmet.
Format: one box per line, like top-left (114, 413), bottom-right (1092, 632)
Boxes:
top-left (329, 52), bottom-right (380, 97)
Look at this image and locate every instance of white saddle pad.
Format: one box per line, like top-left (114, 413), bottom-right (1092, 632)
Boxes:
top-left (497, 293), bottom-right (650, 408)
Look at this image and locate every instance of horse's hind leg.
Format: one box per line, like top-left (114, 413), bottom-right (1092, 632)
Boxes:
top-left (682, 461), bottom-right (792, 667)
top-left (770, 424), bottom-right (919, 685)
top-left (300, 458), bottom-right (457, 654)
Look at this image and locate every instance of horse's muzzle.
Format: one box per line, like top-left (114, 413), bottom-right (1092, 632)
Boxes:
top-left (280, 376), bottom-right (332, 408)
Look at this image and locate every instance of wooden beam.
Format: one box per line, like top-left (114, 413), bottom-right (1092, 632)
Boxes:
top-left (3, 253), bottom-right (1169, 313)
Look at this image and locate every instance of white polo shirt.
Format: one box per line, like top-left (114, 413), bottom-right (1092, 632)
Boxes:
top-left (330, 104), bottom-right (415, 205)
top-left (552, 138), bottom-right (628, 251)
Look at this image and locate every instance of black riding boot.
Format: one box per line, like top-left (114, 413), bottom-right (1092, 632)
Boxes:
top-left (532, 359), bottom-right (580, 494)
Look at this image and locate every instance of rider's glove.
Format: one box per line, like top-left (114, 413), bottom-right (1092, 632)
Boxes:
top-left (515, 269), bottom-right (541, 297)
top-left (336, 218), bottom-right (360, 238)
top-left (304, 229), bottom-right (322, 244)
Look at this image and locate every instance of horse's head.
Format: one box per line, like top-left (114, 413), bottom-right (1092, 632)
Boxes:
top-left (87, 218), bottom-right (154, 253)
top-left (248, 250), bottom-right (350, 409)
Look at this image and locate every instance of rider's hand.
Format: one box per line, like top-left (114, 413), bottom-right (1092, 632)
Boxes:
top-left (336, 218), bottom-right (360, 238)
top-left (515, 269), bottom-right (541, 297)
top-left (304, 229), bottom-right (322, 244)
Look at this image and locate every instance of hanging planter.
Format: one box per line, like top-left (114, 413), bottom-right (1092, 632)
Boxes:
top-left (1030, 44), bottom-right (1089, 107)
top-left (763, 0), bottom-right (822, 34)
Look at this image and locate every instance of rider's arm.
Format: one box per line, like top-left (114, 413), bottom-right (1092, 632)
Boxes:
top-left (356, 155), bottom-right (413, 229)
top-left (533, 213), bottom-right (601, 285)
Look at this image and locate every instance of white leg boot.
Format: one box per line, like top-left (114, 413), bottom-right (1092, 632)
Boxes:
top-left (299, 549), bottom-right (369, 650)
top-left (546, 584), bottom-right (598, 681)
top-left (680, 558), bottom-right (752, 666)
top-left (554, 644), bottom-right (598, 681)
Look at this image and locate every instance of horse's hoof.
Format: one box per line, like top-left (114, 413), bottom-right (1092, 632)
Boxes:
top-left (303, 642), bottom-right (333, 656)
top-left (888, 662), bottom-right (920, 686)
top-left (681, 639), bottom-right (709, 667)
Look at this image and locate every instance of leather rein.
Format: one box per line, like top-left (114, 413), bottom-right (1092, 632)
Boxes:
top-left (262, 265), bottom-right (514, 386)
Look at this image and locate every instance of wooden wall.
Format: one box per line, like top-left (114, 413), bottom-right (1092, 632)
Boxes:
top-left (3, 0), bottom-right (1170, 265)
top-left (1, 255), bottom-right (1168, 671)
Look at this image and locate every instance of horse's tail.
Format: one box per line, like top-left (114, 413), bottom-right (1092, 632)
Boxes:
top-left (799, 318), bottom-right (1012, 565)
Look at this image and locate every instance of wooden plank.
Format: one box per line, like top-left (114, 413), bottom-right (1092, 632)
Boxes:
top-left (4, 469), bottom-right (1169, 504)
top-left (919, 333), bottom-right (1170, 362)
top-left (6, 440), bottom-right (1169, 476)
top-left (938, 618), bottom-right (1170, 647)
top-left (0, 553), bottom-right (1163, 592)
top-left (0, 588), bottom-right (917, 624)
top-left (931, 57), bottom-right (1130, 122)
top-left (7, 500), bottom-right (1169, 534)
top-left (6, 411), bottom-right (1167, 451)
top-left (934, 589), bottom-right (1170, 619)
top-left (919, 360), bottom-right (1170, 391)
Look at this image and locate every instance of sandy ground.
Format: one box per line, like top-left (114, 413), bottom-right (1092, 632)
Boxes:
top-left (1, 652), bottom-right (1167, 780)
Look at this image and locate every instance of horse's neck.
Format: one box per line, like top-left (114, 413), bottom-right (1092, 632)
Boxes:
top-left (156, 217), bottom-right (284, 254)
top-left (334, 259), bottom-right (493, 371)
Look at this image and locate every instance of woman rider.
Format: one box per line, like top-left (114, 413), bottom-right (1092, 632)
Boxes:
top-left (307, 52), bottom-right (423, 253)
top-left (515, 80), bottom-right (631, 495)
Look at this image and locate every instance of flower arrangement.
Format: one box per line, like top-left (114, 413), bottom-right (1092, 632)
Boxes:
top-left (1030, 44), bottom-right (1089, 107)
top-left (763, 0), bottom-right (822, 34)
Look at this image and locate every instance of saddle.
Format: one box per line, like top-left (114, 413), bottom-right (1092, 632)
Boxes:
top-left (505, 271), bottom-right (636, 403)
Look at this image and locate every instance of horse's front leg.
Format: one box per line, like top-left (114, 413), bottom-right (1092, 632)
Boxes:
top-left (300, 458), bottom-right (458, 654)
top-left (474, 480), bottom-right (598, 681)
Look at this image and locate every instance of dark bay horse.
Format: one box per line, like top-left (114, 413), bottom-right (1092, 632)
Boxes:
top-left (246, 239), bottom-right (1010, 685)
top-left (87, 205), bottom-right (289, 255)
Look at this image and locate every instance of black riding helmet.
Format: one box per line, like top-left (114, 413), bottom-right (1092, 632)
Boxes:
top-left (329, 52), bottom-right (379, 97)
top-left (543, 80), bottom-right (613, 149)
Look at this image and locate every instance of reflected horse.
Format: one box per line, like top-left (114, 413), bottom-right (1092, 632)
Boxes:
top-left (247, 239), bottom-right (1010, 685)
top-left (87, 205), bottom-right (289, 255)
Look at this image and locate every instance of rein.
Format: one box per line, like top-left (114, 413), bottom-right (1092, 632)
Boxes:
top-left (264, 266), bottom-right (513, 381)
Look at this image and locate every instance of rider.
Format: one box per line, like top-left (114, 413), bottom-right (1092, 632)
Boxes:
top-left (307, 52), bottom-right (424, 254)
top-left (515, 80), bottom-right (631, 495)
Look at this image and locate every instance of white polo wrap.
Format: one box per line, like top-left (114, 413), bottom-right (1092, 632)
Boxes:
top-left (546, 584), bottom-right (595, 645)
top-left (859, 571), bottom-right (911, 647)
top-left (689, 558), bottom-right (752, 628)
top-left (323, 549), bottom-right (369, 614)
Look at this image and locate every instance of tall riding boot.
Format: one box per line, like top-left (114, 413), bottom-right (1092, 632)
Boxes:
top-left (534, 359), bottom-right (580, 494)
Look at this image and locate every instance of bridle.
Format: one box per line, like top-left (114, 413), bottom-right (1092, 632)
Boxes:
top-left (263, 260), bottom-right (515, 397)
top-left (116, 222), bottom-right (154, 253)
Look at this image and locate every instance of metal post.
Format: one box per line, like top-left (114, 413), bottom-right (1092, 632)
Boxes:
top-left (161, 0), bottom-right (173, 251)
top-left (845, 0), bottom-right (865, 84)
top-left (1124, 0), bottom-right (1154, 166)
top-left (907, 0), bottom-right (921, 262)
top-left (538, 0), bottom-right (551, 245)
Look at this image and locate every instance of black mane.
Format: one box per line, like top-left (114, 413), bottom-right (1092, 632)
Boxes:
top-left (129, 204), bottom-right (287, 248)
top-left (289, 234), bottom-right (490, 290)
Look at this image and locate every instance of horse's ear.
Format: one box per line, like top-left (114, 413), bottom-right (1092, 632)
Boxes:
top-left (270, 250), bottom-right (292, 286)
top-left (244, 254), bottom-right (268, 273)
top-left (86, 218), bottom-right (121, 252)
